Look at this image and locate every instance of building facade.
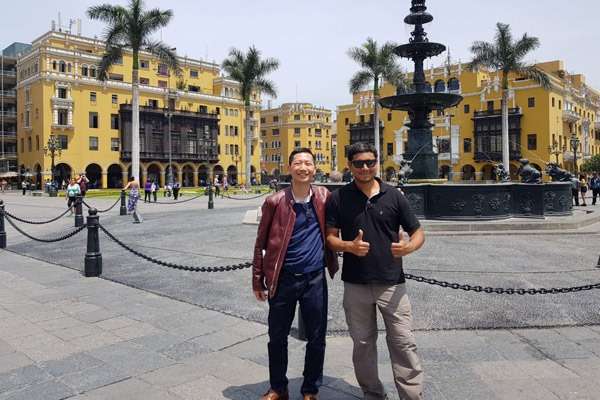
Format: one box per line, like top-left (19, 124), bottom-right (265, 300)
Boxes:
top-left (1, 43), bottom-right (30, 182)
top-left (336, 60), bottom-right (600, 181)
top-left (260, 102), bottom-right (332, 179)
top-left (16, 28), bottom-right (261, 189)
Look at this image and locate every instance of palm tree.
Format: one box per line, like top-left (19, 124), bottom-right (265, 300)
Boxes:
top-left (469, 23), bottom-right (550, 178)
top-left (87, 0), bottom-right (179, 182)
top-left (222, 47), bottom-right (279, 185)
top-left (348, 38), bottom-right (405, 177)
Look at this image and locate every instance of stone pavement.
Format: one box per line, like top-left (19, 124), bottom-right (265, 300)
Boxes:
top-left (2, 250), bottom-right (600, 400)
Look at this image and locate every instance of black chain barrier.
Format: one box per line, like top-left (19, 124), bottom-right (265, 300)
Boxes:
top-left (404, 273), bottom-right (600, 295)
top-left (221, 192), bottom-right (269, 200)
top-left (4, 215), bottom-right (87, 243)
top-left (82, 198), bottom-right (121, 213)
top-left (98, 223), bottom-right (253, 272)
top-left (152, 194), bottom-right (204, 205)
top-left (4, 207), bottom-right (71, 225)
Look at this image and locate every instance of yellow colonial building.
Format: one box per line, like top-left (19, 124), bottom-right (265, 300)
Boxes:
top-left (16, 28), bottom-right (261, 189)
top-left (260, 103), bottom-right (333, 178)
top-left (337, 60), bottom-right (600, 181)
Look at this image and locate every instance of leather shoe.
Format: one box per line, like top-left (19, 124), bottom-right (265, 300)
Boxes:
top-left (303, 395), bottom-right (318, 400)
top-left (260, 389), bottom-right (289, 400)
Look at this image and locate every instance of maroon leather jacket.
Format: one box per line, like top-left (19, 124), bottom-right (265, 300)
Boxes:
top-left (253, 185), bottom-right (339, 298)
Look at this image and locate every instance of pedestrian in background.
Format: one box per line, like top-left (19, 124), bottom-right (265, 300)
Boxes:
top-left (77, 173), bottom-right (89, 197)
top-left (151, 180), bottom-right (158, 202)
top-left (66, 178), bottom-right (81, 215)
top-left (590, 172), bottom-right (600, 205)
top-left (21, 180), bottom-right (28, 195)
top-left (173, 182), bottom-right (180, 200)
top-left (123, 176), bottom-right (140, 214)
top-left (579, 174), bottom-right (588, 207)
top-left (144, 179), bottom-right (152, 203)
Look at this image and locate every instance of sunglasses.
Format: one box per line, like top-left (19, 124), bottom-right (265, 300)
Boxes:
top-left (351, 159), bottom-right (377, 168)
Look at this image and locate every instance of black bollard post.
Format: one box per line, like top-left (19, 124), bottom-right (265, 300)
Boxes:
top-left (119, 190), bottom-right (127, 216)
top-left (83, 208), bottom-right (102, 277)
top-left (74, 195), bottom-right (84, 227)
top-left (0, 200), bottom-right (6, 249)
top-left (297, 307), bottom-right (307, 341)
top-left (208, 182), bottom-right (214, 210)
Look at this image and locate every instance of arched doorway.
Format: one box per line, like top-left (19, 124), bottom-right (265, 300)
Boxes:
top-left (434, 79), bottom-right (446, 93)
top-left (227, 165), bottom-right (238, 185)
top-left (182, 165), bottom-right (194, 187)
top-left (462, 164), bottom-right (475, 181)
top-left (55, 163), bottom-right (72, 186)
top-left (213, 165), bottom-right (224, 184)
top-left (146, 164), bottom-right (161, 186)
top-left (198, 165), bottom-right (208, 186)
top-left (448, 78), bottom-right (460, 92)
top-left (107, 164), bottom-right (123, 188)
top-left (385, 166), bottom-right (396, 182)
top-left (85, 163), bottom-right (102, 189)
top-left (439, 165), bottom-right (450, 179)
top-left (481, 164), bottom-right (496, 181)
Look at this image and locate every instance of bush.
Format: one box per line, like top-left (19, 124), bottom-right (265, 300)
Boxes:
top-left (581, 154), bottom-right (600, 173)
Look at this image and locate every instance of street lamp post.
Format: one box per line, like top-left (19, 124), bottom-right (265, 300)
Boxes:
top-left (43, 135), bottom-right (62, 197)
top-left (446, 112), bottom-right (455, 181)
top-left (165, 107), bottom-right (173, 187)
top-left (548, 140), bottom-right (562, 165)
top-left (570, 133), bottom-right (580, 174)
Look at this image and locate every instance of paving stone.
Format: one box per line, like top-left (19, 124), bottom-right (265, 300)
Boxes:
top-left (20, 340), bottom-right (81, 363)
top-left (92, 316), bottom-right (139, 331)
top-left (80, 377), bottom-right (182, 400)
top-left (512, 359), bottom-right (579, 380)
top-left (159, 340), bottom-right (211, 362)
top-left (171, 374), bottom-right (254, 400)
top-left (483, 379), bottom-right (559, 400)
top-left (0, 365), bottom-right (52, 394)
top-left (138, 363), bottom-right (212, 388)
top-left (53, 324), bottom-right (105, 341)
top-left (0, 340), bottom-right (14, 356)
top-left (128, 333), bottom-right (188, 353)
top-left (39, 353), bottom-right (104, 378)
top-left (57, 364), bottom-right (130, 394)
top-left (67, 331), bottom-right (124, 353)
top-left (536, 377), bottom-right (598, 399)
top-left (86, 342), bottom-right (175, 376)
top-left (4, 332), bottom-right (63, 351)
top-left (0, 379), bottom-right (74, 400)
top-left (35, 316), bottom-right (83, 332)
top-left (0, 352), bottom-right (33, 374)
top-left (189, 330), bottom-right (249, 351)
top-left (71, 308), bottom-right (122, 324)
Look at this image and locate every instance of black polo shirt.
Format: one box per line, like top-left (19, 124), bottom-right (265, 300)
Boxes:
top-left (326, 179), bottom-right (421, 284)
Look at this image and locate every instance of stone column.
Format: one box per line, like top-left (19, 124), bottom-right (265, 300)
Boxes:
top-left (159, 170), bottom-right (165, 188)
top-left (101, 173), bottom-right (108, 189)
top-left (121, 171), bottom-right (128, 187)
top-left (176, 169), bottom-right (182, 186)
top-left (192, 171), bottom-right (199, 187)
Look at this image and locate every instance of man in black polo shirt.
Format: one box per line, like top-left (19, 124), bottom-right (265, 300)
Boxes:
top-left (326, 142), bottom-right (425, 400)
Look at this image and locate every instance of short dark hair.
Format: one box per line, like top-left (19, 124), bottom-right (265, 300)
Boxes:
top-left (289, 147), bottom-right (315, 165)
top-left (347, 142), bottom-right (377, 162)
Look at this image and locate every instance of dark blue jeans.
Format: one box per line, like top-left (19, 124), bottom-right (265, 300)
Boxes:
top-left (268, 268), bottom-right (328, 395)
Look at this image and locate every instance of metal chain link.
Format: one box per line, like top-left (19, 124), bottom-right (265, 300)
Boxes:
top-left (98, 223), bottom-right (253, 272)
top-left (82, 198), bottom-right (121, 213)
top-left (404, 273), bottom-right (600, 295)
top-left (4, 215), bottom-right (87, 243)
top-left (152, 194), bottom-right (204, 204)
top-left (221, 192), bottom-right (269, 200)
top-left (3, 207), bottom-right (71, 225)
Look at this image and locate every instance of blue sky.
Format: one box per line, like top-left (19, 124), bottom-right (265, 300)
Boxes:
top-left (2, 0), bottom-right (599, 112)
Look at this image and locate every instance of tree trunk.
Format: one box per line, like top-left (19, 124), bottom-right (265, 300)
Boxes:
top-left (244, 104), bottom-right (252, 186)
top-left (501, 90), bottom-right (510, 180)
top-left (131, 67), bottom-right (140, 182)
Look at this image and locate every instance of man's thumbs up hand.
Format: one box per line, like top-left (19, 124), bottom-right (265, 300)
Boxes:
top-left (391, 229), bottom-right (413, 258)
top-left (350, 229), bottom-right (370, 257)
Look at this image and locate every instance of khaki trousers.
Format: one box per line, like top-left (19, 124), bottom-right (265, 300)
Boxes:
top-left (343, 282), bottom-right (423, 400)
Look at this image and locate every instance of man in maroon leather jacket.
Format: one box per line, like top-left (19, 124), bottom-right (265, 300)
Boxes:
top-left (253, 148), bottom-right (338, 400)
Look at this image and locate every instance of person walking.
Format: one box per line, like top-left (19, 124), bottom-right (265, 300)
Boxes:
top-left (143, 179), bottom-right (152, 203)
top-left (77, 173), bottom-right (89, 197)
top-left (590, 172), bottom-right (600, 205)
top-left (151, 180), bottom-right (158, 203)
top-left (253, 148), bottom-right (338, 400)
top-left (172, 182), bottom-right (180, 200)
top-left (21, 180), bottom-right (28, 195)
top-left (123, 177), bottom-right (140, 214)
top-left (66, 178), bottom-right (81, 215)
top-left (326, 142), bottom-right (425, 400)
top-left (0, 179), bottom-right (7, 192)
top-left (214, 175), bottom-right (221, 198)
top-left (579, 174), bottom-right (588, 207)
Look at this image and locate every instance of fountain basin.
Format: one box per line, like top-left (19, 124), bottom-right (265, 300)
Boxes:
top-left (379, 92), bottom-right (463, 112)
top-left (278, 182), bottom-right (573, 220)
top-left (395, 42), bottom-right (446, 59)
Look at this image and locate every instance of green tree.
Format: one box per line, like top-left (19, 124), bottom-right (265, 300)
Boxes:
top-left (222, 47), bottom-right (279, 184)
top-left (348, 38), bottom-right (405, 177)
top-left (469, 23), bottom-right (550, 178)
top-left (87, 0), bottom-right (179, 182)
top-left (581, 154), bottom-right (600, 173)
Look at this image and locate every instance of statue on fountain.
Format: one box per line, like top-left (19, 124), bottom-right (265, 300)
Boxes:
top-left (545, 162), bottom-right (574, 182)
top-left (518, 158), bottom-right (542, 184)
top-left (494, 163), bottom-right (510, 182)
top-left (398, 159), bottom-right (413, 186)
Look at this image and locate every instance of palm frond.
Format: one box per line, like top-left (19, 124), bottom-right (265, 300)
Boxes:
top-left (97, 45), bottom-right (124, 81)
top-left (222, 46), bottom-right (279, 104)
top-left (144, 40), bottom-right (179, 72)
top-left (468, 41), bottom-right (497, 71)
top-left (87, 4), bottom-right (127, 24)
top-left (140, 8), bottom-right (173, 33)
top-left (513, 34), bottom-right (540, 62)
top-left (254, 78), bottom-right (278, 99)
top-left (517, 66), bottom-right (551, 89)
top-left (349, 70), bottom-right (373, 93)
